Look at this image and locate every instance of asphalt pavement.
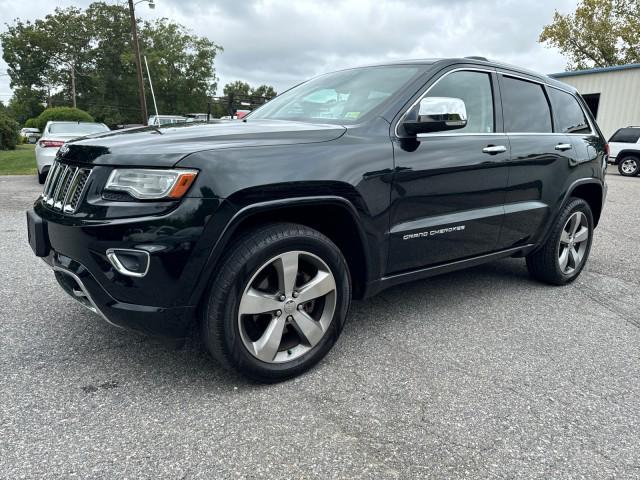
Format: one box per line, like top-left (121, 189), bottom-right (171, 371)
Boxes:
top-left (1, 169), bottom-right (639, 479)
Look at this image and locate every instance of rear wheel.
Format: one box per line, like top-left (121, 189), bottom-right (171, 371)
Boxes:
top-left (37, 169), bottom-right (47, 184)
top-left (617, 156), bottom-right (640, 176)
top-left (526, 198), bottom-right (593, 285)
top-left (202, 223), bottom-right (351, 382)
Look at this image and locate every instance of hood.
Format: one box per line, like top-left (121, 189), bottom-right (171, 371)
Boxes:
top-left (59, 120), bottom-right (346, 167)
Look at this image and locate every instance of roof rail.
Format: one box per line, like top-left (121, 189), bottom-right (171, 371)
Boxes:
top-left (465, 56), bottom-right (488, 61)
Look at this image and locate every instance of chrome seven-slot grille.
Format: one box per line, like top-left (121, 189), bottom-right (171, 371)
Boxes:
top-left (41, 160), bottom-right (92, 213)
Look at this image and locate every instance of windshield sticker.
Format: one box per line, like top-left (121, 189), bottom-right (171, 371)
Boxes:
top-left (344, 111), bottom-right (361, 119)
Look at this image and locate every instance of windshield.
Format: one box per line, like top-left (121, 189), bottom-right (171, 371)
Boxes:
top-left (49, 123), bottom-right (109, 135)
top-left (248, 66), bottom-right (422, 124)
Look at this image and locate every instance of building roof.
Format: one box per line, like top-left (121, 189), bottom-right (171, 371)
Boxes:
top-left (550, 63), bottom-right (640, 78)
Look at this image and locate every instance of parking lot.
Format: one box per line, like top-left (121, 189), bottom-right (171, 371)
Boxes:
top-left (1, 170), bottom-right (639, 479)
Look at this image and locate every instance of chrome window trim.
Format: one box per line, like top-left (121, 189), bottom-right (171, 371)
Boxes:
top-left (500, 73), bottom-right (595, 136)
top-left (417, 132), bottom-right (506, 138)
top-left (394, 67), bottom-right (497, 138)
top-left (398, 66), bottom-right (598, 139)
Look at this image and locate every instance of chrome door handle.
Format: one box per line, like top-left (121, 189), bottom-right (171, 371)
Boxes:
top-left (482, 145), bottom-right (507, 154)
top-left (555, 143), bottom-right (573, 151)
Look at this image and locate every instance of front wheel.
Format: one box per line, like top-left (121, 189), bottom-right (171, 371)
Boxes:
top-left (526, 198), bottom-right (593, 285)
top-left (201, 223), bottom-right (351, 382)
top-left (618, 156), bottom-right (640, 176)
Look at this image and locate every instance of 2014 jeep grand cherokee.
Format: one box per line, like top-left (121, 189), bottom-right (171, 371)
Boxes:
top-left (27, 58), bottom-right (607, 382)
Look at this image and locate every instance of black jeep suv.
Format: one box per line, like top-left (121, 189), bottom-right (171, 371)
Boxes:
top-left (27, 58), bottom-right (607, 382)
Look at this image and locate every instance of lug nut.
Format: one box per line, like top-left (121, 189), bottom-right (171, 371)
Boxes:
top-left (292, 291), bottom-right (299, 298)
top-left (287, 315), bottom-right (293, 321)
top-left (297, 304), bottom-right (304, 310)
top-left (279, 295), bottom-right (286, 301)
top-left (276, 310), bottom-right (282, 316)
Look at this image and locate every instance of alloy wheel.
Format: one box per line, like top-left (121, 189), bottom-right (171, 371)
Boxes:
top-left (237, 250), bottom-right (337, 363)
top-left (620, 158), bottom-right (638, 175)
top-left (558, 211), bottom-right (589, 275)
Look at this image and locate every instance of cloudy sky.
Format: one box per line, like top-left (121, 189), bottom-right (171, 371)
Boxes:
top-left (0, 0), bottom-right (577, 102)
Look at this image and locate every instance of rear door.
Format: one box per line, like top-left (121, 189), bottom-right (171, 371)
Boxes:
top-left (497, 73), bottom-right (577, 249)
top-left (388, 67), bottom-right (509, 273)
top-left (547, 87), bottom-right (600, 167)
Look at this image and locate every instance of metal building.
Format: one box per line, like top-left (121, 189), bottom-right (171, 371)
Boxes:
top-left (550, 63), bottom-right (640, 139)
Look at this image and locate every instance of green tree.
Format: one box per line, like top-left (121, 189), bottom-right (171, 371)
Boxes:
top-left (540, 0), bottom-right (640, 70)
top-left (223, 81), bottom-right (252, 98)
top-left (1, 2), bottom-right (222, 125)
top-left (252, 84), bottom-right (277, 101)
top-left (142, 18), bottom-right (222, 116)
top-left (0, 110), bottom-right (20, 150)
top-left (221, 81), bottom-right (278, 115)
top-left (8, 87), bottom-right (46, 125)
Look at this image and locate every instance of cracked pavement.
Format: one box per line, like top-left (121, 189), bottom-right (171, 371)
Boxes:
top-left (1, 169), bottom-right (639, 479)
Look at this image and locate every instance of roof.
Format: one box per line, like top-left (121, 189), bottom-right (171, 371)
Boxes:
top-left (550, 63), bottom-right (640, 78)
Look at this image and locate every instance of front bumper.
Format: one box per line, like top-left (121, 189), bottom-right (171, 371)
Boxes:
top-left (47, 249), bottom-right (196, 337)
top-left (27, 195), bottom-right (223, 337)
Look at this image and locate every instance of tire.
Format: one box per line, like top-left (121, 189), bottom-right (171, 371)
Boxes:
top-left (201, 222), bottom-right (351, 382)
top-left (617, 156), bottom-right (640, 176)
top-left (526, 198), bottom-right (593, 285)
top-left (37, 170), bottom-right (47, 184)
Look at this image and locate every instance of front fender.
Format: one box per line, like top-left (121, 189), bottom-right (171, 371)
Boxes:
top-left (186, 195), bottom-right (375, 307)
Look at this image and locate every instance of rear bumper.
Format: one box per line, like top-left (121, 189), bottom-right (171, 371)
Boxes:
top-left (35, 147), bottom-right (59, 172)
top-left (46, 250), bottom-right (196, 337)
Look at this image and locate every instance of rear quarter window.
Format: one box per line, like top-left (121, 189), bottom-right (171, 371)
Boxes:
top-left (548, 88), bottom-right (591, 134)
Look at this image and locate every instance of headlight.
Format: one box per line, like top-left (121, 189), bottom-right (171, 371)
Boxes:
top-left (105, 169), bottom-right (198, 200)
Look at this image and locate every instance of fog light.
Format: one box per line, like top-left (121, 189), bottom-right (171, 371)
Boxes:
top-left (106, 248), bottom-right (150, 277)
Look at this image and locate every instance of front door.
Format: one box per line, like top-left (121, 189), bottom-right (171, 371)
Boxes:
top-left (388, 68), bottom-right (509, 274)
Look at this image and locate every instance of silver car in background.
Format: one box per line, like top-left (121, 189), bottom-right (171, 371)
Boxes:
top-left (36, 121), bottom-right (110, 183)
top-left (20, 128), bottom-right (41, 144)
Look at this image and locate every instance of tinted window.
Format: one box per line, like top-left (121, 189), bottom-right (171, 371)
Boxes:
top-left (501, 76), bottom-right (552, 133)
top-left (424, 71), bottom-right (494, 133)
top-left (610, 128), bottom-right (640, 143)
top-left (548, 88), bottom-right (591, 134)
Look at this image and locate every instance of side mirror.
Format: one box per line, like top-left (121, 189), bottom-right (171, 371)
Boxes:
top-left (402, 97), bottom-right (467, 135)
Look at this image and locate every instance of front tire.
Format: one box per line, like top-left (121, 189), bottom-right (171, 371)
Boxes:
top-left (526, 198), bottom-right (593, 285)
top-left (617, 156), bottom-right (640, 176)
top-left (201, 223), bottom-right (351, 382)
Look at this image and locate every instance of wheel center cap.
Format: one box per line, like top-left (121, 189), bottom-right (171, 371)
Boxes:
top-left (283, 299), bottom-right (296, 314)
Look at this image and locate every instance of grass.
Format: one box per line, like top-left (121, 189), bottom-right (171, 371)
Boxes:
top-left (0, 144), bottom-right (37, 175)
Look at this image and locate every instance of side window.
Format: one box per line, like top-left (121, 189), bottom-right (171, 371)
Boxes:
top-left (424, 71), bottom-right (494, 133)
top-left (609, 128), bottom-right (640, 143)
top-left (548, 88), bottom-right (591, 134)
top-left (501, 76), bottom-right (552, 133)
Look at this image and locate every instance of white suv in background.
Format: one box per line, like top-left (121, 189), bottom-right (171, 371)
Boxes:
top-left (608, 126), bottom-right (640, 177)
top-left (36, 121), bottom-right (110, 183)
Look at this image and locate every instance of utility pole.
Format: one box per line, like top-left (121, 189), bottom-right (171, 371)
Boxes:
top-left (228, 93), bottom-right (234, 118)
top-left (128, 0), bottom-right (148, 125)
top-left (70, 65), bottom-right (76, 108)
